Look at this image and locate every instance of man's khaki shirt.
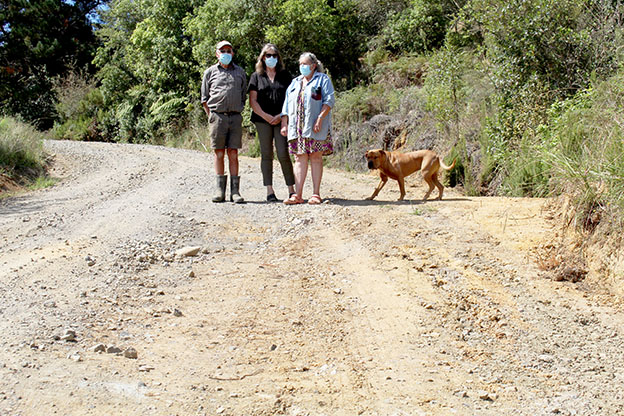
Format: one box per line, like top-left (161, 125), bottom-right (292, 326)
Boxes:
top-left (201, 63), bottom-right (247, 113)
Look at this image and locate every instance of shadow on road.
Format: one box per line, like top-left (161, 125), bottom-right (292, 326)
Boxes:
top-left (0, 195), bottom-right (69, 216)
top-left (326, 197), bottom-right (471, 207)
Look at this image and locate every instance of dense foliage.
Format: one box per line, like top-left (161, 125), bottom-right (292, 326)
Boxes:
top-left (0, 0), bottom-right (101, 129)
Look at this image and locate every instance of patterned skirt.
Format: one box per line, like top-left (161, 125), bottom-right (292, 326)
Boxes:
top-left (288, 81), bottom-right (334, 156)
top-left (288, 136), bottom-right (334, 156)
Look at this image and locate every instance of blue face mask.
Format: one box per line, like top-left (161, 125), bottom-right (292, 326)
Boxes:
top-left (219, 53), bottom-right (233, 65)
top-left (265, 56), bottom-right (278, 68)
top-left (299, 64), bottom-right (312, 77)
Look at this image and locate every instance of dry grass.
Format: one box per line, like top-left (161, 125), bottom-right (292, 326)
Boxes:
top-left (0, 116), bottom-right (48, 181)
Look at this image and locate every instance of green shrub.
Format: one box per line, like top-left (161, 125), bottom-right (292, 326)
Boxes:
top-left (465, 0), bottom-right (622, 98)
top-left (424, 46), bottom-right (469, 138)
top-left (451, 0), bottom-right (623, 197)
top-left (478, 73), bottom-right (553, 195)
top-left (334, 85), bottom-right (390, 125)
top-left (53, 71), bottom-right (105, 141)
top-left (422, 47), bottom-right (497, 192)
top-left (361, 48), bottom-right (391, 73)
top-left (544, 70), bottom-right (624, 232)
top-left (380, 0), bottom-right (454, 54)
top-left (498, 138), bottom-right (551, 197)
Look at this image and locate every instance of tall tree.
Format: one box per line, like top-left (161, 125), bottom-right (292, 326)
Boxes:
top-left (186, 0), bottom-right (275, 75)
top-left (0, 0), bottom-right (101, 128)
top-left (94, 0), bottom-right (197, 142)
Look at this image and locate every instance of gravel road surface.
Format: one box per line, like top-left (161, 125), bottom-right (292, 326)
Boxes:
top-left (1, 140), bottom-right (623, 415)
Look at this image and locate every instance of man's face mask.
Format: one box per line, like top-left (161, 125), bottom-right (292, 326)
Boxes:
top-left (219, 52), bottom-right (233, 65)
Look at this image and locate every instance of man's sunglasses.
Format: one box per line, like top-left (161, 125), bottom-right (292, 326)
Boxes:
top-left (219, 49), bottom-right (232, 53)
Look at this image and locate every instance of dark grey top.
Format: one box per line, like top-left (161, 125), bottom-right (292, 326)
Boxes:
top-left (201, 63), bottom-right (247, 113)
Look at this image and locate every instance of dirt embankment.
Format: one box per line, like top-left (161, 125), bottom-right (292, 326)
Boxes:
top-left (0, 173), bottom-right (20, 194)
top-left (1, 140), bottom-right (623, 416)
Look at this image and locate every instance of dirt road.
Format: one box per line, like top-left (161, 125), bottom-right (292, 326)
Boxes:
top-left (1, 140), bottom-right (623, 416)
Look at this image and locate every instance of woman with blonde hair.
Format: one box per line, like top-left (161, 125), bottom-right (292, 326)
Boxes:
top-left (248, 43), bottom-right (295, 202)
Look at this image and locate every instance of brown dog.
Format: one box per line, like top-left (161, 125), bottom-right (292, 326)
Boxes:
top-left (365, 149), bottom-right (456, 201)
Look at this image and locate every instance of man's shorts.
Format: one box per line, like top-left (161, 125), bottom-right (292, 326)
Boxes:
top-left (209, 112), bottom-right (243, 149)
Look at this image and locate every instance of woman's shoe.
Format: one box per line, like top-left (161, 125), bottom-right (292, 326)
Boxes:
top-left (308, 194), bottom-right (322, 205)
top-left (266, 193), bottom-right (279, 202)
top-left (283, 194), bottom-right (304, 205)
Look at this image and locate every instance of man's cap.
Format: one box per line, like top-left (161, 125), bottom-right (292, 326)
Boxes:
top-left (216, 40), bottom-right (233, 50)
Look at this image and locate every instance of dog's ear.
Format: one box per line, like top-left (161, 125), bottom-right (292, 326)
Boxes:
top-left (365, 150), bottom-right (369, 158)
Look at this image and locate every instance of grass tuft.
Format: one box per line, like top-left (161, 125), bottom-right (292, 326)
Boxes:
top-left (0, 116), bottom-right (49, 188)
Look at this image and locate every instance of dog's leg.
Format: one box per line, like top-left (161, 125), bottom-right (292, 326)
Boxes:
top-left (366, 176), bottom-right (388, 200)
top-left (397, 177), bottom-right (406, 200)
top-left (432, 173), bottom-right (444, 200)
top-left (422, 174), bottom-right (435, 200)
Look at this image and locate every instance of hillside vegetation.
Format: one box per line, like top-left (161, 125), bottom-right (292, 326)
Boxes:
top-left (1, 1), bottom-right (623, 276)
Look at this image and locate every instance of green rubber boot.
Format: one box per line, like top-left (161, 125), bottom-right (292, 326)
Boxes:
top-left (230, 175), bottom-right (244, 204)
top-left (212, 175), bottom-right (227, 203)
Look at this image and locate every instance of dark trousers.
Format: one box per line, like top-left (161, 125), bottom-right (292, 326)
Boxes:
top-left (255, 122), bottom-right (295, 187)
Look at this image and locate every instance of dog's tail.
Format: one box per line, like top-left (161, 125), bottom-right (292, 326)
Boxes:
top-left (440, 158), bottom-right (456, 170)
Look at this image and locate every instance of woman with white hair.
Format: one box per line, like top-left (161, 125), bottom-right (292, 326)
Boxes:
top-left (280, 52), bottom-right (335, 205)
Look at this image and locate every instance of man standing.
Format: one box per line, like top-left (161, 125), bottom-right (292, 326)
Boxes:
top-left (201, 40), bottom-right (247, 203)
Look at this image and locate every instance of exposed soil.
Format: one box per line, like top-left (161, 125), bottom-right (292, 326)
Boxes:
top-left (1, 140), bottom-right (623, 416)
top-left (0, 173), bottom-right (20, 194)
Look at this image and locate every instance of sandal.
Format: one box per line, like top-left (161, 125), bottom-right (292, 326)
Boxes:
top-left (266, 193), bottom-right (279, 202)
top-left (308, 194), bottom-right (322, 205)
top-left (283, 194), bottom-right (304, 205)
